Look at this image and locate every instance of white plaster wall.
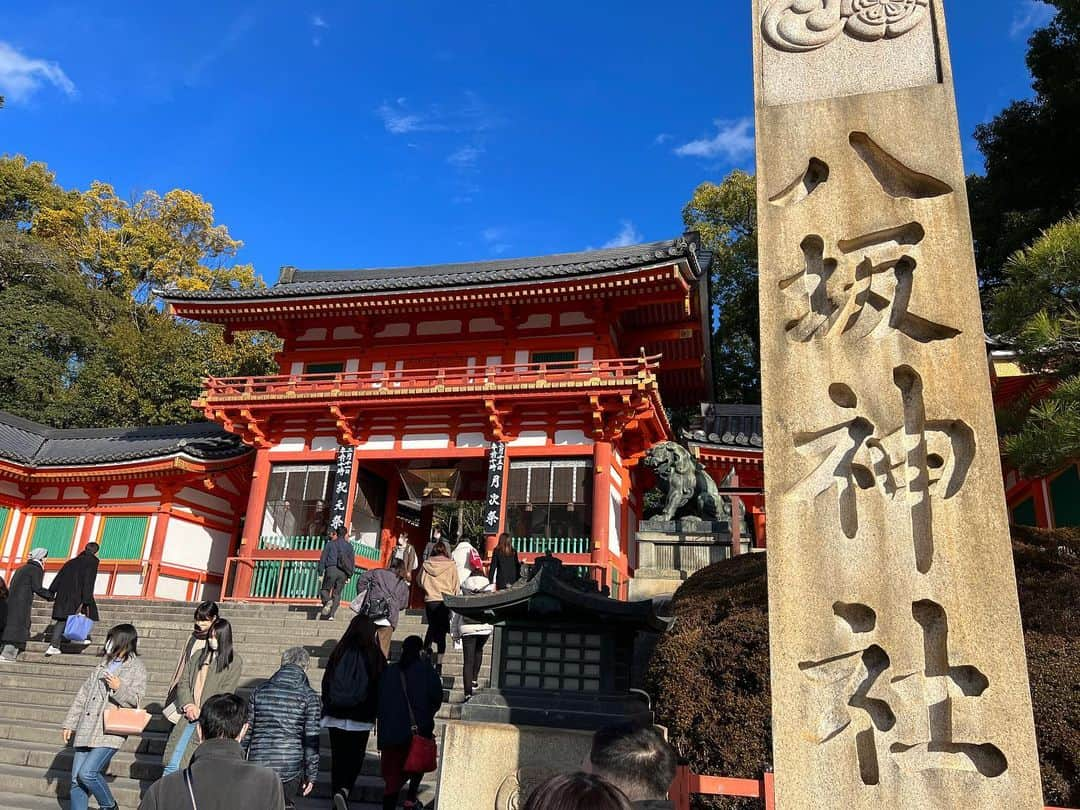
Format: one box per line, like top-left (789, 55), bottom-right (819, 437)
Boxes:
top-left (62, 487), bottom-right (87, 500)
top-left (357, 435), bottom-right (395, 452)
top-left (297, 328), bottom-right (328, 342)
top-left (270, 437), bottom-right (306, 453)
top-left (345, 358), bottom-right (360, 373)
top-left (485, 355), bottom-right (502, 368)
top-left (143, 515), bottom-right (158, 561)
top-left (133, 484), bottom-right (158, 499)
top-left (578, 347), bottom-right (594, 362)
top-left (417, 320), bottom-right (463, 336)
top-left (155, 575), bottom-right (189, 601)
top-left (102, 485), bottom-right (127, 499)
top-left (290, 361), bottom-right (305, 375)
top-left (514, 350), bottom-right (529, 372)
top-left (402, 433), bottom-right (451, 450)
top-left (510, 431), bottom-right (547, 447)
top-left (111, 572), bottom-right (144, 597)
top-left (1, 506), bottom-right (22, 561)
top-left (609, 487), bottom-right (622, 556)
top-left (455, 432), bottom-right (487, 448)
top-left (311, 435), bottom-right (340, 452)
top-left (32, 487), bottom-right (60, 501)
top-left (177, 487), bottom-right (232, 516)
top-left (554, 429), bottom-right (591, 446)
top-left (0, 481), bottom-right (21, 498)
top-left (162, 519), bottom-right (231, 574)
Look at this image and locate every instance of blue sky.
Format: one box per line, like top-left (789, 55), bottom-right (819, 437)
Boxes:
top-left (0, 0), bottom-right (1058, 284)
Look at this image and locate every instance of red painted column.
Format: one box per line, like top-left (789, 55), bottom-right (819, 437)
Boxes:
top-left (3, 508), bottom-right (28, 581)
top-left (143, 486), bottom-right (175, 597)
top-left (75, 487), bottom-right (102, 555)
top-left (379, 473), bottom-right (401, 564)
top-left (234, 448), bottom-right (272, 598)
top-left (591, 440), bottom-right (613, 591)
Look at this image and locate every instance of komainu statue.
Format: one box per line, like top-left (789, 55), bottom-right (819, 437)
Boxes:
top-left (643, 441), bottom-right (723, 521)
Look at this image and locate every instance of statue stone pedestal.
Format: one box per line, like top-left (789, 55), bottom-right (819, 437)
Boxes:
top-left (629, 518), bottom-right (751, 599)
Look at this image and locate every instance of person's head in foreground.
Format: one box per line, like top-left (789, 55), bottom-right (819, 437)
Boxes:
top-left (587, 723), bottom-right (677, 803)
top-left (197, 693), bottom-right (249, 742)
top-left (522, 772), bottom-right (632, 810)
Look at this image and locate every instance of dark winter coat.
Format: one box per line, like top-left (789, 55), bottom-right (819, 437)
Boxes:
top-left (376, 658), bottom-right (443, 749)
top-left (489, 549), bottom-right (521, 590)
top-left (2, 561), bottom-right (53, 645)
top-left (355, 568), bottom-right (410, 628)
top-left (139, 739), bottom-right (286, 810)
top-left (321, 644), bottom-right (385, 723)
top-left (245, 664), bottom-right (321, 783)
top-left (49, 550), bottom-right (100, 622)
top-left (318, 537), bottom-right (356, 577)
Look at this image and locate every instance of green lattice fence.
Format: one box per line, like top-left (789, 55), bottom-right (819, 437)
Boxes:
top-left (30, 516), bottom-right (76, 559)
top-left (514, 536), bottom-right (591, 555)
top-left (98, 516), bottom-right (149, 560)
top-left (250, 537), bottom-right (382, 600)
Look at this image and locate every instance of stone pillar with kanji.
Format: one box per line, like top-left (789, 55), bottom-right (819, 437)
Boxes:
top-left (751, 1), bottom-right (1043, 807)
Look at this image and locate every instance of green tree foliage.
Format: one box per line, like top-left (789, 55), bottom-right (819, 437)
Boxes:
top-left (0, 155), bottom-right (279, 429)
top-left (967, 0), bottom-right (1080, 293)
top-left (682, 171), bottom-right (760, 403)
top-left (990, 216), bottom-right (1080, 477)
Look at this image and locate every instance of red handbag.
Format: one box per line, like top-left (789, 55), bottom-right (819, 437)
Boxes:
top-left (399, 671), bottom-right (438, 773)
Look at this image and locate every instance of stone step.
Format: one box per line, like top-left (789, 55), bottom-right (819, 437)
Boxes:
top-left (0, 760), bottom-right (437, 805)
top-left (0, 791), bottom-right (391, 810)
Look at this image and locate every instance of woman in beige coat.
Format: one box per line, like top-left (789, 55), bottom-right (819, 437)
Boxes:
top-left (62, 623), bottom-right (148, 810)
top-left (162, 617), bottom-right (243, 773)
top-left (418, 541), bottom-right (459, 674)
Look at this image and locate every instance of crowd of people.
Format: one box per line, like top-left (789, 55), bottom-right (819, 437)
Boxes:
top-left (0, 529), bottom-right (682, 810)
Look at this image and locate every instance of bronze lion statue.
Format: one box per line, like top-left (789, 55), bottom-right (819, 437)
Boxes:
top-left (643, 441), bottom-right (723, 521)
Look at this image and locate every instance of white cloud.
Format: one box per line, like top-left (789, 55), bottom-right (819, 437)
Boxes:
top-left (0, 41), bottom-right (76, 104)
top-left (654, 133), bottom-right (672, 145)
top-left (376, 92), bottom-right (501, 135)
top-left (311, 14), bottom-right (328, 46)
top-left (601, 221), bottom-right (643, 249)
top-left (674, 117), bottom-right (754, 162)
top-left (1010, 0), bottom-right (1054, 38)
top-left (482, 227), bottom-right (510, 255)
top-left (448, 144), bottom-right (484, 168)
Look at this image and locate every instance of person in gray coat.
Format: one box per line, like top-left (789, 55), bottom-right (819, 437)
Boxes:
top-left (62, 623), bottom-right (148, 810)
top-left (0, 548), bottom-right (54, 661)
top-left (139, 693), bottom-right (285, 810)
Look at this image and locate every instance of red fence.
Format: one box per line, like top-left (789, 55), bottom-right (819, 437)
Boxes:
top-left (671, 768), bottom-right (1073, 809)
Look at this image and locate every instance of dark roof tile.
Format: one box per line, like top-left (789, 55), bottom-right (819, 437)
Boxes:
top-left (0, 412), bottom-right (250, 468)
top-left (161, 236), bottom-right (705, 302)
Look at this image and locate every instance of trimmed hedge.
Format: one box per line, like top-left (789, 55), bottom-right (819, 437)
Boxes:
top-left (646, 528), bottom-right (1080, 808)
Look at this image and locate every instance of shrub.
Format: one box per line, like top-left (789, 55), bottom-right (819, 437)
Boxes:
top-left (647, 528), bottom-right (1080, 808)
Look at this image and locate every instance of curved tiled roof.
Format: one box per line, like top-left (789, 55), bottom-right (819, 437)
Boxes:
top-left (0, 412), bottom-right (250, 468)
top-left (160, 236), bottom-right (707, 301)
top-left (682, 404), bottom-right (764, 451)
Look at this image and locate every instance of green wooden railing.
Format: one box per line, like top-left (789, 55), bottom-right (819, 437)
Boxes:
top-left (250, 537), bottom-right (382, 600)
top-left (513, 536), bottom-right (591, 555)
top-left (258, 535), bottom-right (381, 560)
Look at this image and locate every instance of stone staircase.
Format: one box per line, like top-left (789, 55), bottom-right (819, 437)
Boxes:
top-left (0, 598), bottom-right (489, 809)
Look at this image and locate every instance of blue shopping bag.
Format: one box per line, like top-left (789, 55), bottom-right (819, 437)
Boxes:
top-left (64, 613), bottom-right (94, 642)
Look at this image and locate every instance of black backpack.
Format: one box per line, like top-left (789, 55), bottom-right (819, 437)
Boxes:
top-left (361, 583), bottom-right (391, 622)
top-left (325, 648), bottom-right (369, 713)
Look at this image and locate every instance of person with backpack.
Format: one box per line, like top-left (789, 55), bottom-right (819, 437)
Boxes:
top-left (322, 614), bottom-right (388, 810)
top-left (450, 571), bottom-right (495, 701)
top-left (353, 559), bottom-right (411, 659)
top-left (376, 635), bottom-right (442, 810)
top-left (318, 528), bottom-right (357, 621)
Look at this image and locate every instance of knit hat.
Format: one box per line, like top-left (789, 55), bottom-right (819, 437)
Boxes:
top-left (28, 548), bottom-right (48, 564)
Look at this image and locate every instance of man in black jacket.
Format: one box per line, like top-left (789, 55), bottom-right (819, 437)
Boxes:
top-left (586, 723), bottom-right (678, 809)
top-left (139, 693), bottom-right (285, 810)
top-left (46, 542), bottom-right (100, 656)
top-left (318, 529), bottom-right (356, 621)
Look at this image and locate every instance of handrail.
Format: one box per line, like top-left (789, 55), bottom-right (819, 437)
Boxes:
top-left (201, 354), bottom-right (662, 400)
